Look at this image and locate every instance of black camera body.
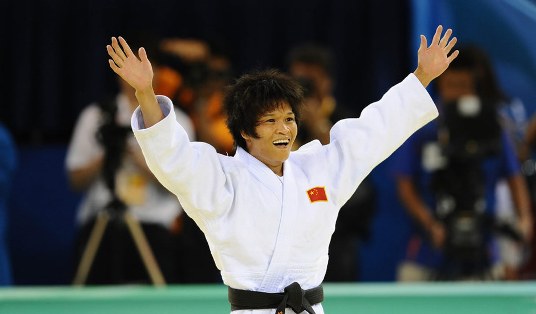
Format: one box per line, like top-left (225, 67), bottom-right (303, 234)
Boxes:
top-left (96, 98), bottom-right (132, 216)
top-left (431, 96), bottom-right (502, 279)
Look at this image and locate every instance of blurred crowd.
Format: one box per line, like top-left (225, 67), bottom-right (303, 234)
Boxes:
top-left (1, 34), bottom-right (536, 286)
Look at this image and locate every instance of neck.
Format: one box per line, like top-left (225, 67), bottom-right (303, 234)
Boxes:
top-left (241, 146), bottom-right (285, 176)
top-left (268, 163), bottom-right (284, 176)
top-left (249, 151), bottom-right (284, 176)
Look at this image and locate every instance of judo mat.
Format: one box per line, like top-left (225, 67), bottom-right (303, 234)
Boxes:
top-left (1, 282), bottom-right (535, 314)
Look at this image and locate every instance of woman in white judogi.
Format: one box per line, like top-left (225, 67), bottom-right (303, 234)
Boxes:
top-left (106, 26), bottom-right (458, 314)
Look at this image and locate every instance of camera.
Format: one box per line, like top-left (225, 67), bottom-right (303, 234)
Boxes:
top-left (431, 96), bottom-right (502, 279)
top-left (96, 98), bottom-right (131, 215)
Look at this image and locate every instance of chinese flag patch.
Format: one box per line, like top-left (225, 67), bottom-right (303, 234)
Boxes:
top-left (307, 186), bottom-right (328, 203)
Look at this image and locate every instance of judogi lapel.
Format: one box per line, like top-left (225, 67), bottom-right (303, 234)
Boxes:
top-left (259, 161), bottom-right (298, 292)
top-left (234, 147), bottom-right (283, 204)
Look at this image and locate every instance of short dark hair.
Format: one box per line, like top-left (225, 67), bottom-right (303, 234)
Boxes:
top-left (224, 69), bottom-right (303, 151)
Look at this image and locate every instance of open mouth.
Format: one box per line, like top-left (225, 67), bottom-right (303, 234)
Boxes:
top-left (273, 139), bottom-right (290, 148)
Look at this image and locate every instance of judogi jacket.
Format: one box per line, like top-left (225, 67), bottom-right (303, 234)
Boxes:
top-left (132, 73), bottom-right (437, 313)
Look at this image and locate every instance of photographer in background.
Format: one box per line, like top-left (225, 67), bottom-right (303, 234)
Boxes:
top-left (393, 46), bottom-right (532, 281)
top-left (66, 51), bottom-right (195, 283)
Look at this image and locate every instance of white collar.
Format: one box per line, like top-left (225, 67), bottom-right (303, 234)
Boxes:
top-left (234, 147), bottom-right (285, 201)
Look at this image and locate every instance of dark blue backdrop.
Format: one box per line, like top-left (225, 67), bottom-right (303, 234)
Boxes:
top-left (1, 0), bottom-right (411, 143)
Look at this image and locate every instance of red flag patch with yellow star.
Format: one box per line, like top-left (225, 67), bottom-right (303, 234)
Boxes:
top-left (307, 186), bottom-right (328, 203)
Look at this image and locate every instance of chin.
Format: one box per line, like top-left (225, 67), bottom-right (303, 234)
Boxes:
top-left (279, 151), bottom-right (291, 161)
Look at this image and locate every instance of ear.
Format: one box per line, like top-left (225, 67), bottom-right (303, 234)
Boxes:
top-left (240, 131), bottom-right (251, 142)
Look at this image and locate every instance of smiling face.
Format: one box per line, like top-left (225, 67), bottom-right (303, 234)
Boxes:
top-left (241, 102), bottom-right (297, 176)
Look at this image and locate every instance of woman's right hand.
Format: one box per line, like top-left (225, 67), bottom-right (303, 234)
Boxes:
top-left (107, 37), bottom-right (154, 94)
top-left (107, 37), bottom-right (164, 127)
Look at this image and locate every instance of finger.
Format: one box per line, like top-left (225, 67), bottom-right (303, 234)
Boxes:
top-left (431, 25), bottom-right (443, 46)
top-left (439, 28), bottom-right (452, 48)
top-left (447, 49), bottom-right (459, 63)
top-left (108, 59), bottom-right (121, 74)
top-left (139, 47), bottom-right (149, 62)
top-left (419, 35), bottom-right (427, 51)
top-left (118, 36), bottom-right (135, 58)
top-left (111, 37), bottom-right (127, 61)
top-left (106, 45), bottom-right (124, 67)
top-left (444, 37), bottom-right (457, 54)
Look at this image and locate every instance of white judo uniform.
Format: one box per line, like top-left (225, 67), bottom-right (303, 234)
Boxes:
top-left (131, 73), bottom-right (438, 314)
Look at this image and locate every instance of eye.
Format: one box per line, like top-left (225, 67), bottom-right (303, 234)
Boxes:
top-left (286, 117), bottom-right (295, 122)
top-left (266, 119), bottom-right (276, 123)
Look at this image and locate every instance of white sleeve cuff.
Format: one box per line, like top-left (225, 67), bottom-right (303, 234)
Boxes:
top-left (131, 95), bottom-right (174, 131)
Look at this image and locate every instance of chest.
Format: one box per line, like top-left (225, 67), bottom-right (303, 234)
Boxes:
top-left (218, 170), bottom-right (338, 253)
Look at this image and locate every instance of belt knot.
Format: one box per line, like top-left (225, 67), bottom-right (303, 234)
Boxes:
top-left (276, 282), bottom-right (315, 314)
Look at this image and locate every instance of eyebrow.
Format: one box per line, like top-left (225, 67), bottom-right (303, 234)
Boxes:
top-left (261, 111), bottom-right (295, 118)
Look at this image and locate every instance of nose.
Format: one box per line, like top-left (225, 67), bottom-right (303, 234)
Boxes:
top-left (276, 121), bottom-right (290, 134)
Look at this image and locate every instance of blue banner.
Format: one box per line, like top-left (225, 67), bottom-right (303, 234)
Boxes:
top-left (412, 0), bottom-right (536, 115)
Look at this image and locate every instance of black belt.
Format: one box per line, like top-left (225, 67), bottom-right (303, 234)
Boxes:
top-left (228, 282), bottom-right (324, 314)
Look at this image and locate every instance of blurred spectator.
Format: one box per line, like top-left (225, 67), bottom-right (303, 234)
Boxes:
top-left (393, 46), bottom-right (533, 281)
top-left (471, 46), bottom-right (534, 281)
top-left (0, 123), bottom-right (16, 286)
top-left (518, 108), bottom-right (536, 278)
top-left (287, 43), bottom-right (377, 281)
top-left (287, 43), bottom-right (338, 147)
top-left (156, 38), bottom-right (209, 118)
top-left (193, 41), bottom-right (236, 155)
top-left (66, 55), bottom-right (195, 284)
top-left (157, 38), bottom-right (235, 154)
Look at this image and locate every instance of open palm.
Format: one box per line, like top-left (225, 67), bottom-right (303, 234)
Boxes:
top-left (415, 25), bottom-right (459, 86)
top-left (107, 37), bottom-right (154, 92)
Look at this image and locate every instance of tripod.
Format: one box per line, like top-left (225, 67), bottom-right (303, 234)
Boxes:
top-left (73, 98), bottom-right (165, 286)
top-left (73, 197), bottom-right (166, 286)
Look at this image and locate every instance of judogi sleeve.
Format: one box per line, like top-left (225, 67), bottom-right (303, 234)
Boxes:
top-left (131, 96), bottom-right (233, 221)
top-left (325, 73), bottom-right (438, 207)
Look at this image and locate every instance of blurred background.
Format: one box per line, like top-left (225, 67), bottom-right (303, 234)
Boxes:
top-left (1, 0), bottom-right (536, 287)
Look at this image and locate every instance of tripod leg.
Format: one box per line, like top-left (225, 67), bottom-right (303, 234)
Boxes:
top-left (123, 213), bottom-right (166, 286)
top-left (73, 212), bottom-right (110, 286)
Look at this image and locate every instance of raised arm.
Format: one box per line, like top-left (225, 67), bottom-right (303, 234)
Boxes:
top-left (107, 37), bottom-right (163, 127)
top-left (413, 25), bottom-right (459, 88)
